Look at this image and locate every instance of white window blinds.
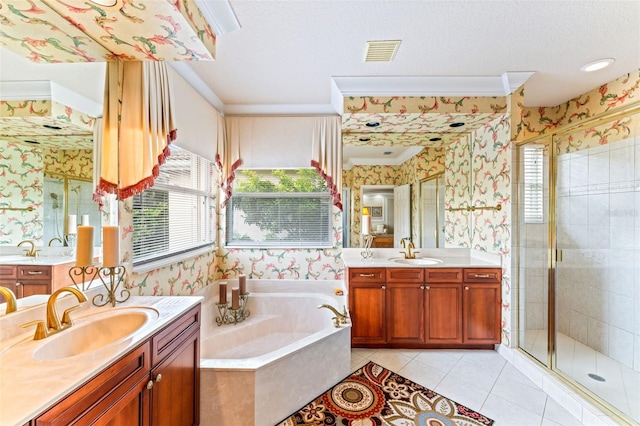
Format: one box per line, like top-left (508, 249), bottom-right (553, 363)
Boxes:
top-left (132, 146), bottom-right (216, 265)
top-left (523, 146), bottom-right (544, 223)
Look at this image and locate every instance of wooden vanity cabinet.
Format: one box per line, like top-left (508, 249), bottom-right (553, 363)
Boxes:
top-left (33, 304), bottom-right (201, 426)
top-left (386, 268), bottom-right (424, 345)
top-left (348, 268), bottom-right (386, 345)
top-left (348, 266), bottom-right (501, 349)
top-left (0, 263), bottom-right (76, 301)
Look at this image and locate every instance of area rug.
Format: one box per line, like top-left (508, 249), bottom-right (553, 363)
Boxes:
top-left (277, 361), bottom-right (494, 426)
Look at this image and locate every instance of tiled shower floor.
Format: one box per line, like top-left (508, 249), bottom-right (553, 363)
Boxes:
top-left (521, 329), bottom-right (640, 423)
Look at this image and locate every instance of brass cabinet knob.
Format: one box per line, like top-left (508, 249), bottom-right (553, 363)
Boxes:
top-left (155, 373), bottom-right (163, 383)
top-left (464, 286), bottom-right (470, 290)
top-left (147, 380), bottom-right (154, 390)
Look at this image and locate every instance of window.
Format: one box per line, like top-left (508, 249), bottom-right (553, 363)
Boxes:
top-left (226, 169), bottom-right (332, 247)
top-left (523, 146), bottom-right (544, 223)
top-left (132, 146), bottom-right (216, 266)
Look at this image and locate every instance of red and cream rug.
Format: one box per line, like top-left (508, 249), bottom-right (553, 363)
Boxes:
top-left (277, 361), bottom-right (494, 426)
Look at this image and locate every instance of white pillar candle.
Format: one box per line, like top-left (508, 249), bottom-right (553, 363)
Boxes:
top-left (102, 226), bottom-right (120, 267)
top-left (239, 274), bottom-right (247, 295)
top-left (361, 214), bottom-right (371, 235)
top-left (67, 215), bottom-right (77, 235)
top-left (75, 226), bottom-right (93, 267)
top-left (81, 214), bottom-right (90, 226)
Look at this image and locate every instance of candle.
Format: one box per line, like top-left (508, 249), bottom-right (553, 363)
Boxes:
top-left (81, 214), bottom-right (90, 226)
top-left (75, 225), bottom-right (93, 267)
top-left (102, 226), bottom-right (120, 267)
top-left (219, 282), bottom-right (228, 304)
top-left (231, 288), bottom-right (240, 309)
top-left (67, 215), bottom-right (77, 235)
top-left (239, 274), bottom-right (247, 295)
top-left (361, 213), bottom-right (371, 235)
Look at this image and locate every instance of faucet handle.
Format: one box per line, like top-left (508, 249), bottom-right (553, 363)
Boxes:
top-left (61, 305), bottom-right (81, 327)
top-left (21, 320), bottom-right (49, 340)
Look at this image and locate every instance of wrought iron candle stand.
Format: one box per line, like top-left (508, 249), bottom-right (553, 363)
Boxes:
top-left (360, 234), bottom-right (374, 261)
top-left (68, 265), bottom-right (100, 291)
top-left (215, 293), bottom-right (250, 325)
top-left (93, 265), bottom-right (130, 307)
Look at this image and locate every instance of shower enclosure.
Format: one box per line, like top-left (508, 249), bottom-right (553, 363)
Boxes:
top-left (516, 106), bottom-right (640, 424)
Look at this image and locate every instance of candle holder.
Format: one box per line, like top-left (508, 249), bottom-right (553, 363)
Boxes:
top-left (360, 234), bottom-right (374, 261)
top-left (215, 293), bottom-right (250, 326)
top-left (93, 265), bottom-right (130, 307)
top-left (68, 265), bottom-right (99, 291)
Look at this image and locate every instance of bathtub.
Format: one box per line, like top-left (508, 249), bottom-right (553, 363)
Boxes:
top-left (197, 280), bottom-right (351, 426)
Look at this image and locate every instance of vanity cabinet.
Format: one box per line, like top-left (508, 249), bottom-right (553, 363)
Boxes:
top-left (0, 263), bottom-right (75, 301)
top-left (33, 304), bottom-right (201, 426)
top-left (347, 266), bottom-right (501, 349)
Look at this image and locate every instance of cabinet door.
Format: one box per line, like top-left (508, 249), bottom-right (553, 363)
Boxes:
top-left (35, 343), bottom-right (150, 426)
top-left (150, 330), bottom-right (200, 426)
top-left (463, 283), bottom-right (501, 344)
top-left (19, 282), bottom-right (51, 298)
top-left (387, 283), bottom-right (424, 344)
top-left (424, 283), bottom-right (462, 344)
top-left (349, 282), bottom-right (387, 345)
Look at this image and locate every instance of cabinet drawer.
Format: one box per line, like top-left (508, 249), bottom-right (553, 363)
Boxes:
top-left (425, 268), bottom-right (462, 283)
top-left (348, 268), bottom-right (385, 283)
top-left (17, 265), bottom-right (52, 281)
top-left (386, 268), bottom-right (423, 283)
top-left (464, 268), bottom-right (501, 283)
top-left (0, 265), bottom-right (17, 279)
top-left (151, 304), bottom-right (201, 367)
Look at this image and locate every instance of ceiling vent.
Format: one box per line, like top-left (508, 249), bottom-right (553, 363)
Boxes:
top-left (364, 40), bottom-right (401, 62)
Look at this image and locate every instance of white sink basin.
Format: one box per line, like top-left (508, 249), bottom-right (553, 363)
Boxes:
top-left (33, 307), bottom-right (159, 361)
top-left (392, 257), bottom-right (443, 266)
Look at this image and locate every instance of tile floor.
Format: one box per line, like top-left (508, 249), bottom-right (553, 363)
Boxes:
top-left (351, 347), bottom-right (591, 425)
top-left (522, 329), bottom-right (640, 423)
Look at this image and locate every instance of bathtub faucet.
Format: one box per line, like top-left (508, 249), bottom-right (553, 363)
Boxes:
top-left (318, 304), bottom-right (349, 328)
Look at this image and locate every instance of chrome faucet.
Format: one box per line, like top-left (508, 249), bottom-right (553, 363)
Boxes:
top-left (318, 304), bottom-right (349, 328)
top-left (0, 286), bottom-right (17, 315)
top-left (400, 239), bottom-right (419, 259)
top-left (17, 240), bottom-right (39, 257)
top-left (21, 286), bottom-right (87, 340)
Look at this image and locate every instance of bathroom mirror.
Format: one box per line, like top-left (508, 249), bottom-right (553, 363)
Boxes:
top-left (418, 173), bottom-right (445, 248)
top-left (0, 49), bottom-right (105, 248)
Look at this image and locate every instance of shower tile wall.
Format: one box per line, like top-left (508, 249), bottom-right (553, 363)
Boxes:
top-left (556, 136), bottom-right (640, 372)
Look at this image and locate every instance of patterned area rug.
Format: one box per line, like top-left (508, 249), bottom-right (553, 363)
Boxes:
top-left (277, 361), bottom-right (494, 426)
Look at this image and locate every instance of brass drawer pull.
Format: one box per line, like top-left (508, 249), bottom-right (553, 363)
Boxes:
top-left (473, 274), bottom-right (491, 278)
top-left (359, 274), bottom-right (376, 278)
top-left (26, 271), bottom-right (44, 275)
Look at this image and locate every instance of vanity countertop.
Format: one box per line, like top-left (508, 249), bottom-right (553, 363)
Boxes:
top-left (0, 295), bottom-right (202, 426)
top-left (342, 247), bottom-right (502, 268)
top-left (0, 254), bottom-right (77, 266)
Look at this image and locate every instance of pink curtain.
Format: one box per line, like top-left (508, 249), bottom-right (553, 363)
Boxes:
top-left (97, 61), bottom-right (177, 201)
top-left (311, 116), bottom-right (342, 210)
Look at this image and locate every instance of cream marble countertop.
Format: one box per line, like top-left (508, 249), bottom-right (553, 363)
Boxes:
top-left (0, 247), bottom-right (102, 266)
top-left (0, 294), bottom-right (202, 426)
top-left (342, 247), bottom-right (502, 268)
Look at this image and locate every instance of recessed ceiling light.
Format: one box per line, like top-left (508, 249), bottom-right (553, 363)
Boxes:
top-left (24, 139), bottom-right (40, 144)
top-left (580, 58), bottom-right (614, 72)
top-left (429, 137), bottom-right (442, 142)
top-left (359, 137), bottom-right (371, 142)
top-left (365, 121), bottom-right (380, 127)
top-left (383, 151), bottom-right (392, 155)
top-left (449, 122), bottom-right (465, 128)
top-left (43, 124), bottom-right (62, 130)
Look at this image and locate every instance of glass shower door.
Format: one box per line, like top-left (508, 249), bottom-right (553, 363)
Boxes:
top-left (553, 111), bottom-right (640, 422)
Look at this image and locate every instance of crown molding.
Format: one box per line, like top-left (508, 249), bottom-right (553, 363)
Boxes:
top-left (0, 80), bottom-right (103, 117)
top-left (223, 103), bottom-right (338, 115)
top-left (168, 62), bottom-right (225, 113)
top-left (194, 0), bottom-right (241, 35)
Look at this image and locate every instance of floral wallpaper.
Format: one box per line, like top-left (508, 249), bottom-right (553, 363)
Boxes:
top-left (0, 0), bottom-right (216, 63)
top-left (0, 143), bottom-right (91, 245)
top-left (555, 114), bottom-right (636, 155)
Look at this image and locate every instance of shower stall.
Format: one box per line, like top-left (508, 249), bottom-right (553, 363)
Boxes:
top-left (516, 106), bottom-right (640, 424)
